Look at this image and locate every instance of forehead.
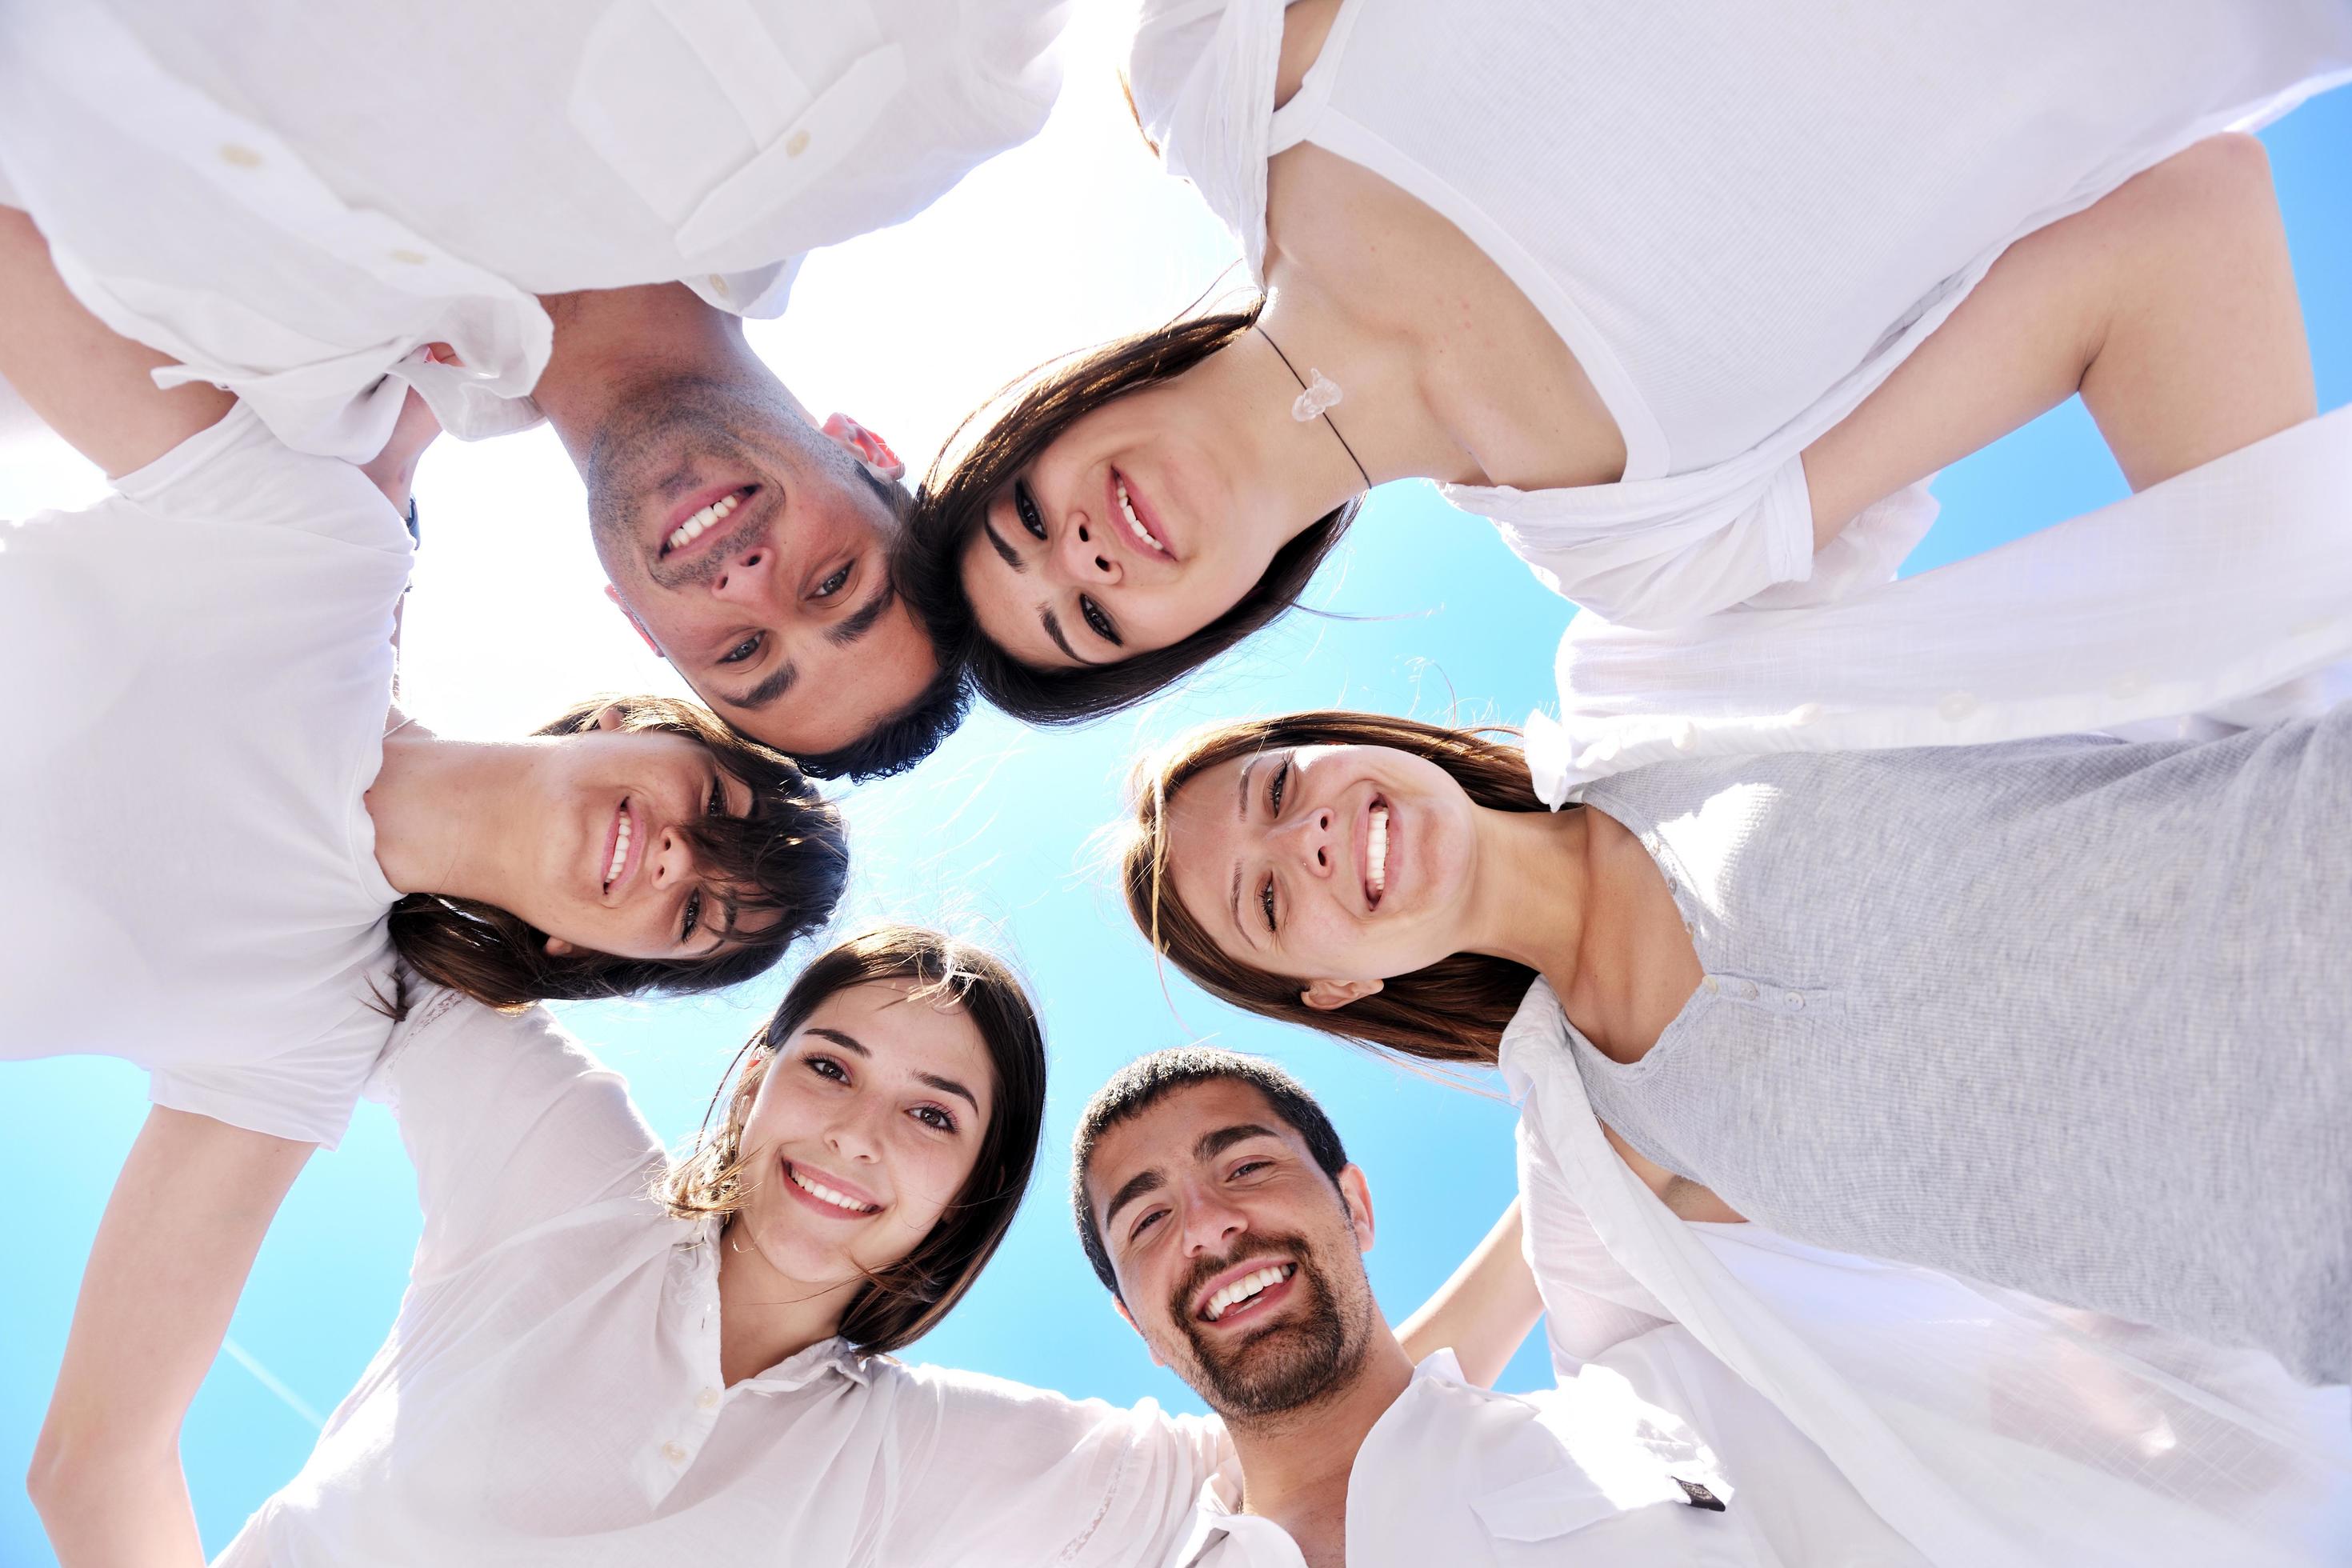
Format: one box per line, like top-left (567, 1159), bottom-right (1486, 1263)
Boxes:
top-left (1161, 754), bottom-right (1257, 934)
top-left (1087, 1077), bottom-right (1293, 1211)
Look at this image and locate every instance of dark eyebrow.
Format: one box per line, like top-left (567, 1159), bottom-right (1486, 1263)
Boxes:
top-left (915, 1070), bottom-right (981, 1113)
top-left (1198, 1123), bottom-right (1279, 1163)
top-left (1238, 755), bottom-right (1258, 823)
top-left (722, 658), bottom-right (799, 713)
top-left (1041, 607), bottom-right (1099, 667)
top-left (827, 580), bottom-right (897, 649)
top-left (803, 1027), bottom-right (869, 1057)
top-left (980, 514), bottom-right (1026, 573)
top-left (1102, 1167), bottom-right (1166, 1237)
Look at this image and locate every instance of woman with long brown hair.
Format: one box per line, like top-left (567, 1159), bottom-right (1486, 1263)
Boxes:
top-left (904, 0), bottom-right (2351, 740)
top-left (34, 927), bottom-right (1235, 1566)
top-left (1112, 706), bottom-right (2352, 1560)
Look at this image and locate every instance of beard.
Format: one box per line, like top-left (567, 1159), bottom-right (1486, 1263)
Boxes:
top-left (580, 374), bottom-right (810, 592)
top-left (1167, 1238), bottom-right (1370, 1420)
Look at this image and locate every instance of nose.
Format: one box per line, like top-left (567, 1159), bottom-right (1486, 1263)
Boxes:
top-left (647, 822), bottom-right (698, 890)
top-left (1054, 505), bottom-right (1119, 586)
top-left (825, 1098), bottom-right (885, 1166)
top-left (709, 538), bottom-right (778, 606)
top-left (1176, 1178), bottom-right (1249, 1258)
top-left (1270, 805), bottom-right (1338, 880)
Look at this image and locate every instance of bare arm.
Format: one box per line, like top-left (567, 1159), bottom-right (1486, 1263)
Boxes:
top-left (27, 1109), bottom-right (314, 1568)
top-left (0, 206), bottom-right (236, 478)
top-left (1397, 1198), bottom-right (1546, 1388)
top-left (1600, 1122), bottom-right (1746, 1226)
top-left (1803, 133), bottom-right (2314, 546)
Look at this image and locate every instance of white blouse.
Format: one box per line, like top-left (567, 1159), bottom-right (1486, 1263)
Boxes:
top-left (0, 0), bottom-right (1069, 462)
top-left (1500, 981), bottom-right (2352, 1566)
top-left (216, 990), bottom-right (1224, 1567)
top-left (0, 407), bottom-right (408, 1148)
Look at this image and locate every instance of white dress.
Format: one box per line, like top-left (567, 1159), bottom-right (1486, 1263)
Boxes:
top-left (217, 989), bottom-right (1226, 1566)
top-left (1501, 981), bottom-right (2352, 1567)
top-left (0, 408), bottom-right (410, 1146)
top-left (1129, 0), bottom-right (2352, 776)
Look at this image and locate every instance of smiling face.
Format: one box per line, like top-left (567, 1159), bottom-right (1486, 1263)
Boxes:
top-left (584, 379), bottom-right (939, 757)
top-left (1086, 1077), bottom-right (1378, 1418)
top-left (1160, 742), bottom-right (1482, 1001)
top-left (956, 372), bottom-right (1304, 672)
top-left (510, 715), bottom-right (780, 963)
top-left (729, 980), bottom-right (997, 1301)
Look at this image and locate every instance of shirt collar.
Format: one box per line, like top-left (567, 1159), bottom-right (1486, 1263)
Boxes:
top-left (670, 1218), bottom-right (878, 1392)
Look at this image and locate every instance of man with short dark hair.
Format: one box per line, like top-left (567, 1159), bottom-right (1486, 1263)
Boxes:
top-left (0, 0), bottom-right (1045, 776)
top-left (1073, 1046), bottom-right (1926, 1566)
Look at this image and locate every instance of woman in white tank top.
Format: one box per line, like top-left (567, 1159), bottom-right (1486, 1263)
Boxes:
top-left (906, 0), bottom-right (2352, 748)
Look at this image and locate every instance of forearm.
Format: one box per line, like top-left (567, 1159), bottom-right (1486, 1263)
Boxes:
top-left (29, 1439), bottom-right (206, 1568)
top-left (1398, 1198), bottom-right (1546, 1387)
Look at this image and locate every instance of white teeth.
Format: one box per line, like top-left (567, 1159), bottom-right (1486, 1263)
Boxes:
top-left (1205, 1263), bottom-right (1294, 1322)
top-left (665, 489), bottom-right (743, 552)
top-left (790, 1166), bottom-right (877, 1214)
top-left (1367, 806), bottom-right (1389, 899)
top-left (604, 809), bottom-right (633, 886)
top-left (1115, 478), bottom-right (1163, 554)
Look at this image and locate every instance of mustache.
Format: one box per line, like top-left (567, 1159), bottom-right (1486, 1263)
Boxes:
top-left (648, 506), bottom-right (770, 590)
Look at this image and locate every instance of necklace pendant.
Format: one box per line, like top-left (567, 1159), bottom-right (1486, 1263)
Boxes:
top-left (1290, 370), bottom-right (1343, 423)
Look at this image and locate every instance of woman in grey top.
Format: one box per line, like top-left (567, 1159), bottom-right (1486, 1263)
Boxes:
top-left (1117, 706), bottom-right (2351, 1386)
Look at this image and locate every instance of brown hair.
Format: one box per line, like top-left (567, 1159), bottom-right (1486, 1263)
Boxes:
top-left (664, 926), bottom-right (1047, 1356)
top-left (386, 694), bottom-right (848, 1010)
top-left (1119, 710), bottom-right (1549, 1066)
top-left (900, 300), bottom-right (1363, 726)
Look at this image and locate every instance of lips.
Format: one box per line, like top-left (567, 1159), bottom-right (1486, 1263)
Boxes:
top-left (1356, 794), bottom-right (1393, 912)
top-left (1107, 467), bottom-right (1173, 562)
top-left (602, 798), bottom-right (639, 894)
top-left (658, 482), bottom-right (759, 560)
top-left (781, 1158), bottom-right (883, 1219)
top-left (1190, 1254), bottom-right (1299, 1326)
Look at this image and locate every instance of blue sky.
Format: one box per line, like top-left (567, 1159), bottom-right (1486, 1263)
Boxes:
top-left (1, 70), bottom-right (2345, 1565)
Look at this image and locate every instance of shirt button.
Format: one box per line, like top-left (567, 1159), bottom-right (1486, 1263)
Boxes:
top-left (1702, 976), bottom-right (1720, 994)
top-left (1785, 992), bottom-right (1805, 1010)
top-left (1789, 702), bottom-right (1822, 726)
top-left (696, 1387), bottom-right (721, 1411)
top-left (218, 142), bottom-right (264, 169)
top-left (1738, 981), bottom-right (1759, 1001)
top-left (388, 247), bottom-right (429, 266)
top-left (1938, 691), bottom-right (1978, 722)
top-left (785, 128), bottom-right (812, 158)
top-left (661, 1442), bottom-right (688, 1466)
top-left (706, 274), bottom-right (730, 298)
top-left (1682, 919), bottom-right (1696, 936)
top-left (1670, 719), bottom-right (1698, 751)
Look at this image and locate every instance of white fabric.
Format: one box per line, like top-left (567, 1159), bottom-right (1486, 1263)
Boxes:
top-left (1171, 1349), bottom-right (1750, 1566)
top-left (1522, 406), bottom-right (2352, 798)
top-left (1126, 0), bottom-right (2351, 626)
top-left (216, 989), bottom-right (1224, 1566)
top-left (1502, 980), bottom-right (2352, 1568)
top-left (0, 406), bottom-right (408, 1147)
top-left (0, 0), bottom-right (1068, 461)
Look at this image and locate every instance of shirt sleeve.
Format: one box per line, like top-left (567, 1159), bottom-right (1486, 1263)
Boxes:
top-left (363, 987), bottom-right (669, 1278)
top-left (146, 1008), bottom-right (390, 1150)
top-left (878, 1365), bottom-right (1227, 1566)
top-left (1514, 1109), bottom-right (1680, 1378)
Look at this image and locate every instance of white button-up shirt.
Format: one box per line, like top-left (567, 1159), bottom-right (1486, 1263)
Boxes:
top-left (1170, 1350), bottom-right (1755, 1567)
top-left (214, 988), bottom-right (1222, 1566)
top-left (0, 0), bottom-right (1067, 460)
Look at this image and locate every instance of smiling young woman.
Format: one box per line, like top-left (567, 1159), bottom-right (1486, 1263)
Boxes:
top-left (904, 0), bottom-right (2350, 738)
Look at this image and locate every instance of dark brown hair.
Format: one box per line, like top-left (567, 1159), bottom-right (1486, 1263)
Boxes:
top-left (664, 926), bottom-right (1047, 1355)
top-left (901, 300), bottom-right (1363, 726)
top-left (386, 694), bottom-right (848, 1010)
top-left (1120, 710), bottom-right (1549, 1066)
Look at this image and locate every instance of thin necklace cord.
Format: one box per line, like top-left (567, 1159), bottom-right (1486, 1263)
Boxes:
top-left (1256, 324), bottom-right (1373, 491)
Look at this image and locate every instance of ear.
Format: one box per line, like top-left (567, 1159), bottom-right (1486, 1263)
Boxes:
top-left (543, 935), bottom-right (577, 957)
top-left (821, 412), bottom-right (905, 482)
top-left (604, 583), bottom-right (662, 657)
top-left (1110, 1297), bottom-right (1166, 1366)
top-left (590, 702), bottom-right (626, 733)
top-left (1335, 1164), bottom-right (1376, 1254)
top-left (1300, 977), bottom-right (1383, 1012)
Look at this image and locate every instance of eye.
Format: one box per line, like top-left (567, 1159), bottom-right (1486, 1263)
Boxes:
top-left (681, 888), bottom-right (703, 943)
top-left (1259, 874), bottom-right (1277, 935)
top-left (718, 633), bottom-right (762, 666)
top-left (805, 1054), bottom-right (849, 1083)
top-left (1131, 1207), bottom-right (1166, 1242)
top-left (1013, 480), bottom-right (1046, 540)
top-left (813, 562), bottom-right (853, 598)
top-left (706, 774), bottom-right (728, 818)
top-left (910, 1103), bottom-right (958, 1134)
top-left (1079, 595), bottom-right (1119, 646)
top-left (1267, 758), bottom-right (1290, 816)
top-left (1231, 1158), bottom-right (1271, 1179)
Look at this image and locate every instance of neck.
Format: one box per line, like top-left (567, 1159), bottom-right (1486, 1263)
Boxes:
top-left (1458, 802), bottom-right (1594, 988)
top-left (533, 284), bottom-right (808, 462)
top-left (1256, 285), bottom-right (1490, 494)
top-left (364, 726), bottom-right (549, 906)
top-left (712, 1218), bottom-right (863, 1385)
top-left (1226, 1324), bottom-right (1415, 1558)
